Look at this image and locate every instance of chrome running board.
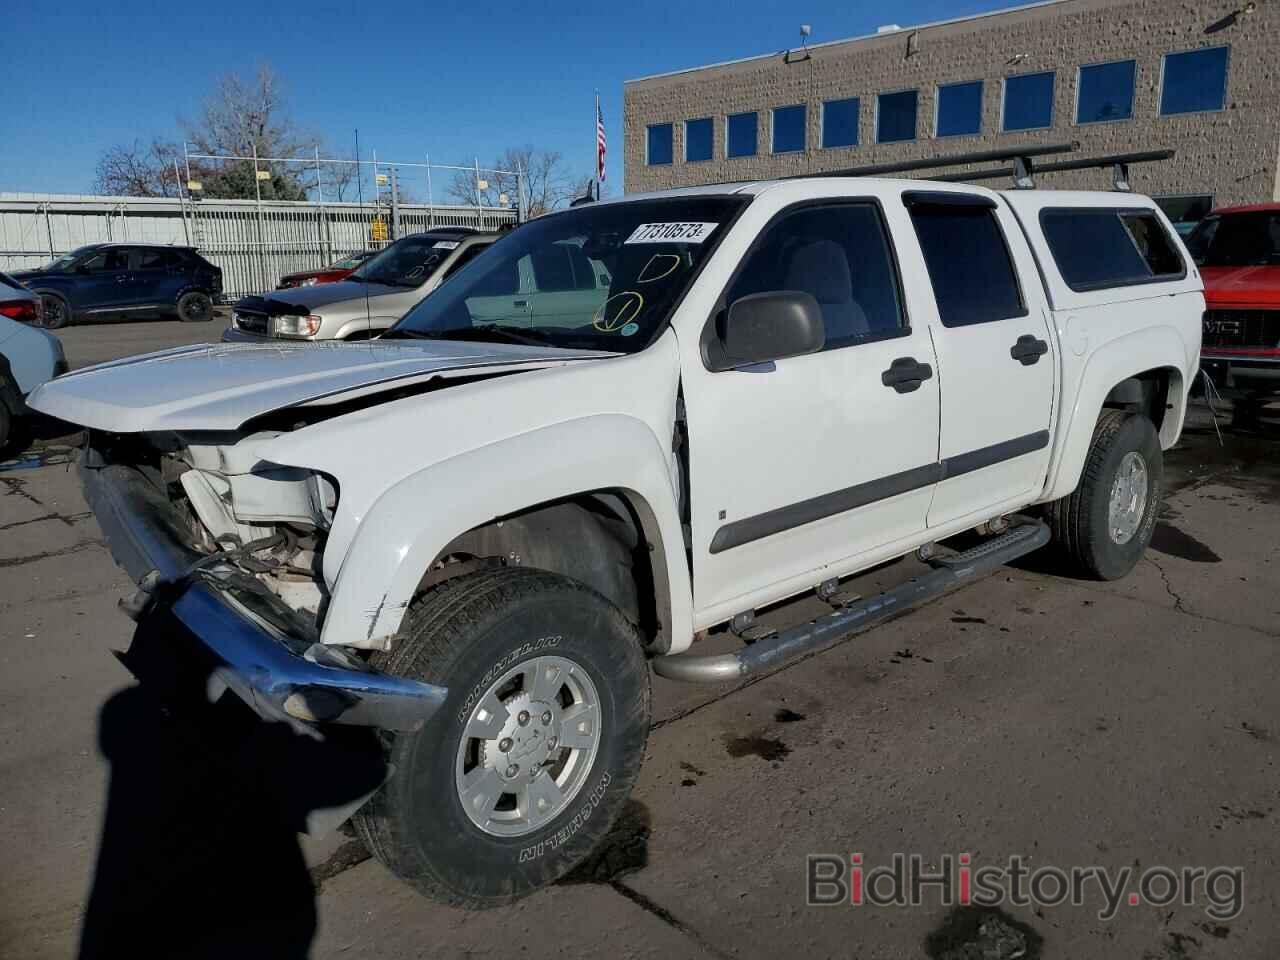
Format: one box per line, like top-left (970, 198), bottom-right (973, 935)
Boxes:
top-left (652, 519), bottom-right (1050, 683)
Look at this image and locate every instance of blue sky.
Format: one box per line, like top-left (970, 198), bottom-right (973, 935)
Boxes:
top-left (7, 0), bottom-right (1030, 196)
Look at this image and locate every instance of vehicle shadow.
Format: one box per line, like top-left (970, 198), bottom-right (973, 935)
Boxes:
top-left (79, 617), bottom-right (387, 960)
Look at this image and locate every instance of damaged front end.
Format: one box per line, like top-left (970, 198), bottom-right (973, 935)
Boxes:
top-left (83, 431), bottom-right (444, 732)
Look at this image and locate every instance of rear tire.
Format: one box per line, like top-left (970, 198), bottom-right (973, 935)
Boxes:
top-left (0, 404), bottom-right (11, 453)
top-left (353, 568), bottom-right (651, 908)
top-left (176, 291), bottom-right (213, 323)
top-left (1046, 410), bottom-right (1162, 580)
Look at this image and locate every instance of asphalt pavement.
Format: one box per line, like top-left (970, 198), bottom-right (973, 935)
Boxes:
top-left (1, 319), bottom-right (1277, 959)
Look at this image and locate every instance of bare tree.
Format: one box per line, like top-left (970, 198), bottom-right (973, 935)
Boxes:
top-left (93, 139), bottom-right (185, 197)
top-left (447, 147), bottom-right (589, 218)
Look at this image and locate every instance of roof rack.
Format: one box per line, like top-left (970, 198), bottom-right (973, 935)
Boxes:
top-left (931, 149), bottom-right (1176, 192)
top-left (789, 142), bottom-right (1079, 184)
top-left (789, 141), bottom-right (1173, 191)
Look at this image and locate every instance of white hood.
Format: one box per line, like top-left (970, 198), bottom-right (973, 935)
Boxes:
top-left (27, 339), bottom-right (611, 433)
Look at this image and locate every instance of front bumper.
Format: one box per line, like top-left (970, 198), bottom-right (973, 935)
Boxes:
top-left (1200, 354), bottom-right (1280, 394)
top-left (82, 452), bottom-right (445, 731)
top-left (221, 325), bottom-right (276, 344)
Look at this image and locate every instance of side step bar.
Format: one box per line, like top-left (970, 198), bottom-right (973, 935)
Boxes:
top-left (652, 519), bottom-right (1050, 683)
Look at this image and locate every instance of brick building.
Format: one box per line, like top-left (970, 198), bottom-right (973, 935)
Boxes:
top-left (622, 0), bottom-right (1280, 227)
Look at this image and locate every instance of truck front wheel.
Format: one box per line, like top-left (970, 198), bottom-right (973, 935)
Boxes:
top-left (1046, 410), bottom-right (1162, 580)
top-left (353, 568), bottom-right (651, 908)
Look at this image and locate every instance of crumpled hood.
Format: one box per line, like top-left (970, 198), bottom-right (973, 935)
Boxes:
top-left (27, 339), bottom-right (611, 433)
top-left (1202, 265), bottom-right (1280, 308)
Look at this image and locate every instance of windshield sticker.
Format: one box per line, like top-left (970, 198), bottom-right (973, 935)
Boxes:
top-left (620, 322), bottom-right (640, 336)
top-left (636, 253), bottom-right (681, 283)
top-left (432, 241), bottom-right (460, 250)
top-left (593, 291), bottom-right (644, 332)
top-left (625, 222), bottom-right (719, 245)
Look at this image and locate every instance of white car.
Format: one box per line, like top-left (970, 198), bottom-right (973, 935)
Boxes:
top-left (30, 165), bottom-right (1203, 908)
top-left (0, 273), bottom-right (67, 450)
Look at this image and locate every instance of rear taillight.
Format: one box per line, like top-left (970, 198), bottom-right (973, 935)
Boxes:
top-left (0, 301), bottom-right (41, 323)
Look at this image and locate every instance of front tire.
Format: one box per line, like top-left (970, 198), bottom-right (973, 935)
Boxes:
top-left (353, 568), bottom-right (651, 908)
top-left (176, 291), bottom-right (213, 323)
top-left (39, 293), bottom-right (70, 329)
top-left (1046, 410), bottom-right (1162, 580)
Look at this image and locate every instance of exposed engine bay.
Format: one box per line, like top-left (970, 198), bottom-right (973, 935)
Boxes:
top-left (126, 430), bottom-right (338, 625)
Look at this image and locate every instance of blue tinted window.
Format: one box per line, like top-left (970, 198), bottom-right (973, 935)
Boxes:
top-left (877, 90), bottom-right (918, 143)
top-left (772, 104), bottom-right (806, 153)
top-left (936, 80), bottom-right (983, 137)
top-left (727, 112), bottom-right (758, 158)
top-left (685, 118), bottom-right (713, 162)
top-left (1077, 60), bottom-right (1135, 123)
top-left (1161, 47), bottom-right (1229, 115)
top-left (821, 97), bottom-right (860, 148)
top-left (646, 124), bottom-right (673, 165)
top-left (1003, 72), bottom-right (1055, 131)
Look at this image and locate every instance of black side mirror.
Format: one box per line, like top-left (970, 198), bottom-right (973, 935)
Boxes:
top-left (718, 290), bottom-right (825, 368)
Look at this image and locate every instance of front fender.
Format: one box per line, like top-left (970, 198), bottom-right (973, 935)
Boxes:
top-left (1042, 324), bottom-right (1192, 502)
top-left (319, 413), bottom-right (693, 654)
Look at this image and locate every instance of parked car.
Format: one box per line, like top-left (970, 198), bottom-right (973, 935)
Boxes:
top-left (277, 250), bottom-right (376, 289)
top-left (225, 228), bottom-right (499, 342)
top-left (9, 243), bottom-right (223, 329)
top-left (1186, 203), bottom-right (1280, 424)
top-left (0, 274), bottom-right (67, 449)
top-left (31, 174), bottom-right (1201, 909)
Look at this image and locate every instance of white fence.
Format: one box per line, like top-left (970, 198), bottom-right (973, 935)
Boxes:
top-left (0, 192), bottom-right (517, 298)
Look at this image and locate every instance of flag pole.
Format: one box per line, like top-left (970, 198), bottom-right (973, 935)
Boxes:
top-left (594, 89), bottom-right (600, 201)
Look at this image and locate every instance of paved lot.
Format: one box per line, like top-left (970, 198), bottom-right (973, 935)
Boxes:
top-left (1, 321), bottom-right (1278, 959)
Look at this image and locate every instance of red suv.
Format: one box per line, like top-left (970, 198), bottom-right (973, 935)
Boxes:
top-left (1188, 204), bottom-right (1280, 423)
top-left (276, 250), bottom-right (375, 289)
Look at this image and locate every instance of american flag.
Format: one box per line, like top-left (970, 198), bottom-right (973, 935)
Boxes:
top-left (596, 95), bottom-right (607, 182)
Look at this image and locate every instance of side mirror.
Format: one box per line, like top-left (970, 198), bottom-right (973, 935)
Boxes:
top-left (719, 290), bottom-right (825, 368)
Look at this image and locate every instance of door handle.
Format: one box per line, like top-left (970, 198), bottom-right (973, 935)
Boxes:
top-left (1010, 334), bottom-right (1049, 365)
top-left (881, 356), bottom-right (934, 394)
top-left (115, 275), bottom-right (131, 282)
top-left (513, 299), bottom-right (528, 308)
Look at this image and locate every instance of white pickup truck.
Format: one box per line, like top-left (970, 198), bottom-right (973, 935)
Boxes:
top-left (30, 164), bottom-right (1202, 908)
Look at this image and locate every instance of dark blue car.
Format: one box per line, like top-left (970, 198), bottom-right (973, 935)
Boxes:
top-left (10, 243), bottom-right (223, 329)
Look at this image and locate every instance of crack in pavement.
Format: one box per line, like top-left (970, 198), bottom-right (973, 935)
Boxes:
top-left (608, 879), bottom-right (738, 960)
top-left (0, 511), bottom-right (93, 531)
top-left (0, 476), bottom-right (46, 509)
top-left (0, 538), bottom-right (105, 569)
top-left (1145, 554), bottom-right (1192, 616)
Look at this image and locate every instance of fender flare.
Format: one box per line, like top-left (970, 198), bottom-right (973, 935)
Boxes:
top-left (319, 413), bottom-right (693, 654)
top-left (1042, 324), bottom-right (1189, 502)
top-left (332, 317), bottom-right (397, 340)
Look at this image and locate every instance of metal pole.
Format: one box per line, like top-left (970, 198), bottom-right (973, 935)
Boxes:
top-left (173, 158), bottom-right (191, 245)
top-left (517, 165), bottom-right (526, 223)
top-left (252, 142), bottom-right (266, 292)
top-left (594, 90), bottom-right (600, 202)
top-left (390, 167), bottom-right (401, 240)
top-left (314, 146), bottom-right (330, 263)
top-left (425, 154), bottom-right (434, 228)
top-left (474, 157), bottom-right (482, 229)
top-left (43, 203), bottom-right (54, 257)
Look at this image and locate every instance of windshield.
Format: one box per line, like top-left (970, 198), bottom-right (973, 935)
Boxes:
top-left (384, 196), bottom-right (747, 353)
top-left (43, 246), bottom-right (97, 272)
top-left (1186, 212), bottom-right (1280, 267)
top-left (350, 235), bottom-right (460, 287)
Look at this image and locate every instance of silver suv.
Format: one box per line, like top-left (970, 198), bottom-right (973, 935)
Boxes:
top-left (224, 228), bottom-right (498, 342)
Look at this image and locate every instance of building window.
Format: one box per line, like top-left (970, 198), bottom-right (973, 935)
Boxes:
top-left (1160, 47), bottom-right (1229, 115)
top-left (646, 123), bottom-right (673, 166)
top-left (877, 90), bottom-right (918, 144)
top-left (821, 97), bottom-right (860, 148)
top-left (727, 111), bottom-right (758, 158)
top-left (1002, 71), bottom-right (1055, 131)
top-left (1154, 194), bottom-right (1215, 237)
top-left (1077, 60), bottom-right (1136, 124)
top-left (772, 104), bottom-right (806, 154)
top-left (685, 118), bottom-right (713, 162)
top-left (936, 80), bottom-right (983, 137)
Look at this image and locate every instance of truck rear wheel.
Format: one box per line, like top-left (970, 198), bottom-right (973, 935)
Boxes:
top-left (353, 568), bottom-right (651, 908)
top-left (1046, 410), bottom-right (1162, 580)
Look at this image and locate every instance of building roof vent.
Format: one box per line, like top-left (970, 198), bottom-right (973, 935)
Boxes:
top-left (876, 24), bottom-right (901, 33)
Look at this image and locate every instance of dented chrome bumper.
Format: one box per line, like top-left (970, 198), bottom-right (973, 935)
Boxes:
top-left (81, 450), bottom-right (445, 732)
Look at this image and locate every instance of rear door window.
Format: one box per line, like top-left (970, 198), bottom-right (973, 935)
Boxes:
top-left (1040, 209), bottom-right (1185, 291)
top-left (907, 201), bottom-right (1026, 327)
